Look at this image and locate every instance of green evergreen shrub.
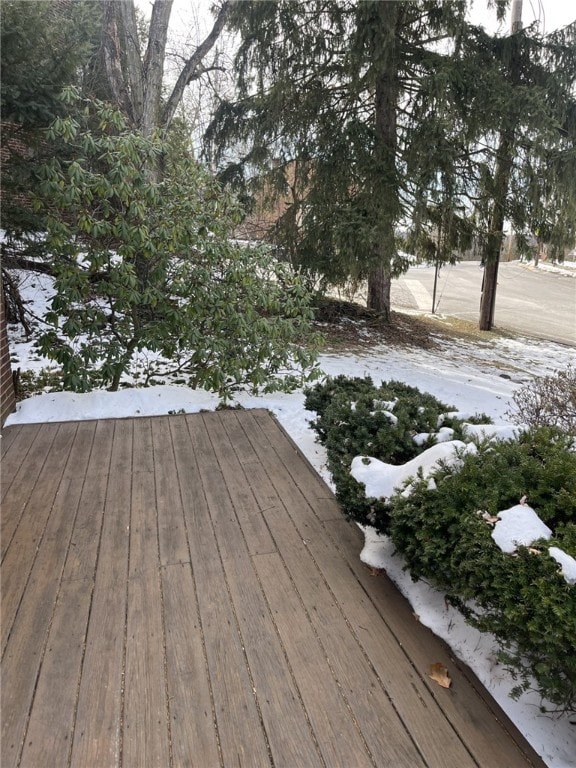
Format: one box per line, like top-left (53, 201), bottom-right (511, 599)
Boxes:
top-left (304, 376), bottom-right (455, 531)
top-left (389, 428), bottom-right (576, 712)
top-left (305, 375), bottom-right (576, 711)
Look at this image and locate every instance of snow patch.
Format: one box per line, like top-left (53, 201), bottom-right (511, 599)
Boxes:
top-left (462, 423), bottom-right (524, 441)
top-left (491, 504), bottom-right (553, 554)
top-left (548, 547), bottom-right (576, 585)
top-left (413, 426), bottom-right (455, 445)
top-left (350, 440), bottom-right (472, 501)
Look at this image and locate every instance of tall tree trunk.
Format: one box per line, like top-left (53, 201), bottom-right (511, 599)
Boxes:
top-left (101, 0), bottom-right (229, 135)
top-left (367, 1), bottom-right (400, 317)
top-left (479, 2), bottom-right (522, 331)
top-left (140, 0), bottom-right (173, 136)
top-left (367, 264), bottom-right (392, 319)
top-left (101, 2), bottom-right (133, 119)
top-left (478, 130), bottom-right (515, 331)
top-left (117, 0), bottom-right (146, 126)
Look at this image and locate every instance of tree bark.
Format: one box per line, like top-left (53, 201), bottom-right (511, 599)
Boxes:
top-left (367, 1), bottom-right (401, 317)
top-left (118, 0), bottom-right (146, 126)
top-left (140, 0), bottom-right (173, 136)
top-left (479, 4), bottom-right (522, 331)
top-left (101, 0), bottom-right (229, 136)
top-left (367, 264), bottom-right (392, 318)
top-left (478, 130), bottom-right (514, 330)
top-left (101, 2), bottom-right (133, 120)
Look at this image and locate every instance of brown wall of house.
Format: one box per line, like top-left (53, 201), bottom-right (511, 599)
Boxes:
top-left (1, 286), bottom-right (16, 427)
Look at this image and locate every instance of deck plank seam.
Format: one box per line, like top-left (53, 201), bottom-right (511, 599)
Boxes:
top-left (0, 426), bottom-right (30, 501)
top-left (206, 412), bottom-right (329, 768)
top-left (123, 418), bottom-right (172, 766)
top-left (67, 419), bottom-right (117, 768)
top-left (1, 423), bottom-right (60, 561)
top-left (175, 415), bottom-right (228, 768)
top-left (239, 411), bottom-right (473, 768)
top-left (1, 424), bottom-right (47, 502)
top-left (152, 418), bottom-right (181, 768)
top-left (1, 422), bottom-right (80, 655)
top-left (193, 414), bottom-right (277, 766)
top-left (231, 412), bottom-right (395, 768)
top-left (14, 421), bottom-right (98, 768)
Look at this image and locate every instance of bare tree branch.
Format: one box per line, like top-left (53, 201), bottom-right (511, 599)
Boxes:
top-left (162, 1), bottom-right (232, 128)
top-left (100, 0), bottom-right (230, 134)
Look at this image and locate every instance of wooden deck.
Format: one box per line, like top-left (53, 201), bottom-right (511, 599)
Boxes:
top-left (1, 409), bottom-right (546, 768)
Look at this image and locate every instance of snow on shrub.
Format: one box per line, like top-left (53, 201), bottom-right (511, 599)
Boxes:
top-left (389, 428), bottom-right (576, 713)
top-left (305, 376), bottom-right (576, 712)
top-left (304, 375), bottom-right (484, 531)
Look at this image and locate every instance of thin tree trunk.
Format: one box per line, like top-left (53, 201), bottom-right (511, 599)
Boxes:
top-left (479, 2), bottom-right (521, 331)
top-left (478, 130), bottom-right (514, 330)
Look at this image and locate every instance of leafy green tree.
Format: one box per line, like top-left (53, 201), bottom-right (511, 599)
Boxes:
top-left (31, 91), bottom-right (320, 397)
top-left (206, 1), bottom-right (483, 318)
top-left (1, 0), bottom-right (102, 230)
top-left (1, 0), bottom-right (104, 323)
top-left (1, 0), bottom-right (101, 128)
top-left (208, 1), bottom-right (576, 327)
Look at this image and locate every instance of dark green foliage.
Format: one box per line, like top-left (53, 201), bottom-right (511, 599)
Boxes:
top-left (390, 428), bottom-right (576, 580)
top-left (1, 1), bottom-right (102, 237)
top-left (389, 428), bottom-right (576, 712)
top-left (402, 428), bottom-right (576, 532)
top-left (304, 375), bottom-right (455, 530)
top-left (306, 374), bottom-right (576, 711)
top-left (24, 91), bottom-right (320, 397)
top-left (207, 1), bottom-right (479, 313)
top-left (1, 0), bottom-right (101, 128)
top-left (304, 375), bottom-right (379, 440)
top-left (209, 1), bottom-right (576, 322)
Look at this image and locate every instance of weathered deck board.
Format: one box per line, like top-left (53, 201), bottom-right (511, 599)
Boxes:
top-left (1, 411), bottom-right (547, 768)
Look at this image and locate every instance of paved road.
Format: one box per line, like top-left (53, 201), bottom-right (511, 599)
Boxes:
top-left (393, 261), bottom-right (576, 347)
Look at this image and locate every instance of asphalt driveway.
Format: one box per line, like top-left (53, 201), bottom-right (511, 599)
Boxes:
top-left (394, 261), bottom-right (576, 346)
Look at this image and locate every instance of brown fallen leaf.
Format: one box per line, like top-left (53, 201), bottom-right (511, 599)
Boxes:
top-left (429, 662), bottom-right (452, 689)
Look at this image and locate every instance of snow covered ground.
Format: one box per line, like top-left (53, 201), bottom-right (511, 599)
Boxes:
top-left (4, 270), bottom-right (576, 767)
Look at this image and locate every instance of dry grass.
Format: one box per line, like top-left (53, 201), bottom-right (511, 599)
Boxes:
top-left (314, 297), bottom-right (509, 352)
